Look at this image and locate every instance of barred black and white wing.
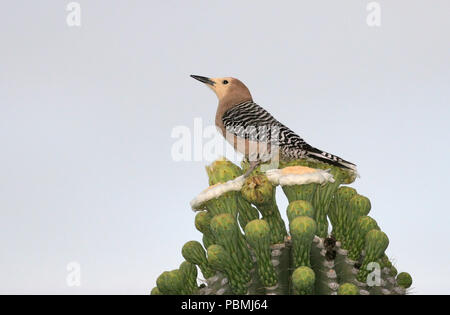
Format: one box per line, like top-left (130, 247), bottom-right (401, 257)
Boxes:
top-left (222, 101), bottom-right (308, 148)
top-left (221, 101), bottom-right (357, 171)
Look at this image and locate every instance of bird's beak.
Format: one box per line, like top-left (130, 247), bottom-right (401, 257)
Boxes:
top-left (190, 75), bottom-right (215, 86)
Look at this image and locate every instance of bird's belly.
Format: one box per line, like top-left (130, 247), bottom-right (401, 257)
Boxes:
top-left (223, 131), bottom-right (273, 162)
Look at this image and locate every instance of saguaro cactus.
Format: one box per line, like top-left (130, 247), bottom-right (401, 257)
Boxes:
top-left (152, 158), bottom-right (413, 295)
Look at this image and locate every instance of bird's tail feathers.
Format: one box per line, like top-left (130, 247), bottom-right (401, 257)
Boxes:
top-left (305, 147), bottom-right (358, 173)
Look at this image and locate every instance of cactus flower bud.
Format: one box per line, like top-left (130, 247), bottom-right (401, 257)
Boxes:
top-left (286, 200), bottom-right (315, 222)
top-left (396, 272), bottom-right (412, 289)
top-left (292, 266), bottom-right (315, 295)
top-left (337, 283), bottom-right (359, 295)
top-left (182, 241), bottom-right (215, 279)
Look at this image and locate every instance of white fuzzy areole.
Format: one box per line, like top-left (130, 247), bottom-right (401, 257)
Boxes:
top-left (190, 175), bottom-right (245, 210)
top-left (327, 269), bottom-right (337, 279)
top-left (394, 287), bottom-right (406, 295)
top-left (345, 257), bottom-right (356, 265)
top-left (265, 168), bottom-right (335, 186)
top-left (265, 283), bottom-right (279, 291)
top-left (323, 260), bottom-right (335, 269)
top-left (381, 288), bottom-right (391, 295)
top-left (271, 249), bottom-right (282, 257)
top-left (207, 275), bottom-right (219, 284)
top-left (328, 282), bottom-right (339, 290)
top-left (270, 243), bottom-right (286, 250)
top-left (216, 288), bottom-right (226, 295)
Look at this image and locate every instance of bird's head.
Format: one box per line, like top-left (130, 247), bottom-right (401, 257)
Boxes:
top-left (190, 75), bottom-right (252, 105)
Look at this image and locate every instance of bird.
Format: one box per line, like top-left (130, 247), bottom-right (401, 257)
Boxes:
top-left (190, 75), bottom-right (357, 177)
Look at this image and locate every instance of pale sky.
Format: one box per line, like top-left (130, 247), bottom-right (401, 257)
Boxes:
top-left (1, 1), bottom-right (449, 294)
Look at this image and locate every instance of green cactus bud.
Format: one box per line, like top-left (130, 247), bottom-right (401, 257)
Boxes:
top-left (195, 211), bottom-right (215, 247)
top-left (150, 287), bottom-right (162, 295)
top-left (396, 272), bottom-right (412, 289)
top-left (210, 213), bottom-right (253, 272)
top-left (244, 219), bottom-right (277, 287)
top-left (287, 200), bottom-right (315, 222)
top-left (292, 266), bottom-right (315, 295)
top-left (337, 186), bottom-right (358, 202)
top-left (195, 211), bottom-right (212, 234)
top-left (241, 175), bottom-right (287, 244)
top-left (290, 216), bottom-right (317, 268)
top-left (156, 271), bottom-right (171, 294)
top-left (206, 244), bottom-right (230, 271)
top-left (156, 269), bottom-right (186, 295)
top-left (241, 174), bottom-right (273, 205)
top-left (207, 244), bottom-right (249, 294)
top-left (357, 230), bottom-right (389, 283)
top-left (179, 261), bottom-right (198, 293)
top-left (206, 158), bottom-right (242, 185)
top-left (340, 169), bottom-right (357, 185)
top-left (181, 241), bottom-right (215, 279)
top-left (337, 283), bottom-right (359, 295)
top-left (349, 194), bottom-right (371, 216)
top-left (347, 216), bottom-right (379, 261)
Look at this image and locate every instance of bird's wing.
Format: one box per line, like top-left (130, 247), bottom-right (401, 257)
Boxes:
top-left (221, 101), bottom-right (309, 148)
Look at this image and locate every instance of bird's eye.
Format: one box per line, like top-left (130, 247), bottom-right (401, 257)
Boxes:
top-left (223, 80), bottom-right (229, 85)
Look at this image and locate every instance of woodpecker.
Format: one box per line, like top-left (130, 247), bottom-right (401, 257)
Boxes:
top-left (190, 75), bottom-right (357, 176)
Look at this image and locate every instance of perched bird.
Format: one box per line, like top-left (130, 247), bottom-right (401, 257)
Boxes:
top-left (190, 75), bottom-right (357, 176)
